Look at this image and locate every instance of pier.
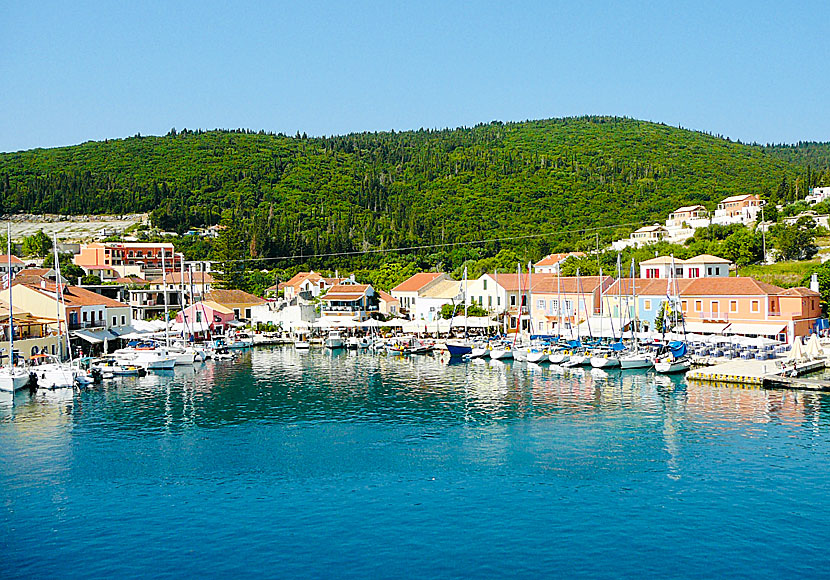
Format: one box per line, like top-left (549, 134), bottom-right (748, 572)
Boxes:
top-left (687, 359), bottom-right (829, 389)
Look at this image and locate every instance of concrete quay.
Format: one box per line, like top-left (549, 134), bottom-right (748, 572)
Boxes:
top-left (687, 358), bottom-right (828, 389)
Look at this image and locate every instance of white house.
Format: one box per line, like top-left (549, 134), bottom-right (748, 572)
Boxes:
top-left (712, 194), bottom-right (764, 225)
top-left (805, 187), bottom-right (830, 205)
top-left (415, 280), bottom-right (463, 321)
top-left (639, 254), bottom-right (732, 279)
top-left (390, 273), bottom-right (448, 319)
top-left (611, 225), bottom-right (669, 251)
top-left (533, 252), bottom-right (586, 274)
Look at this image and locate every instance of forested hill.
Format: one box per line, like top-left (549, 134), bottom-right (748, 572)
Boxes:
top-left (1, 117), bottom-right (827, 269)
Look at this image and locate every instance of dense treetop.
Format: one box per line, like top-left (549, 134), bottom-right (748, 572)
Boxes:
top-left (1, 117), bottom-right (828, 278)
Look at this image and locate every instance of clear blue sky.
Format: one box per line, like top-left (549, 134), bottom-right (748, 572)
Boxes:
top-left (2, 1), bottom-right (828, 152)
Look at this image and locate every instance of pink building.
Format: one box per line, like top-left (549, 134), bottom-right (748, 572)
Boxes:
top-left (177, 300), bottom-right (236, 333)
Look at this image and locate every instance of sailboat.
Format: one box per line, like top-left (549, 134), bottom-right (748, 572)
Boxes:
top-left (655, 255), bottom-right (691, 374)
top-left (0, 225), bottom-right (31, 392)
top-left (562, 268), bottom-right (592, 367)
top-left (30, 233), bottom-right (79, 389)
top-left (446, 266), bottom-right (473, 358)
top-left (619, 258), bottom-right (654, 369)
top-left (591, 258), bottom-right (622, 369)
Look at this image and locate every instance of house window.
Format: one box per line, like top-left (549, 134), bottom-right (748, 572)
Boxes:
top-left (707, 267), bottom-right (713, 276)
top-left (510, 295), bottom-right (516, 307)
top-left (112, 317), bottom-right (116, 326)
top-left (233, 308), bottom-right (240, 318)
top-left (121, 316), bottom-right (126, 325)
top-left (83, 312), bottom-right (88, 322)
top-left (245, 308), bottom-right (251, 319)
top-left (497, 296), bottom-right (501, 306)
top-left (695, 300), bottom-right (702, 312)
top-left (483, 280), bottom-right (488, 291)
top-left (711, 301), bottom-right (719, 313)
top-left (681, 300), bottom-right (687, 312)
top-left (751, 300), bottom-right (760, 313)
top-left (488, 296), bottom-right (492, 307)
top-left (538, 299), bottom-right (545, 310)
top-left (196, 311), bottom-right (202, 323)
top-left (730, 300), bottom-right (737, 313)
top-left (644, 299), bottom-right (652, 311)
top-left (675, 267), bottom-right (683, 277)
top-left (510, 317), bottom-right (517, 329)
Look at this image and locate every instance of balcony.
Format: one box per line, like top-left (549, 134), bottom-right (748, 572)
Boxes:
top-left (700, 311), bottom-right (729, 323)
top-left (322, 305), bottom-right (379, 313)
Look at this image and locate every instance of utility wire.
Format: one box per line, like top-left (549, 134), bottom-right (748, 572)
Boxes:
top-left (207, 220), bottom-right (648, 265)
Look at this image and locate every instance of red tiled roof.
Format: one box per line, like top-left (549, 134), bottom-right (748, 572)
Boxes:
top-left (391, 273), bottom-right (444, 293)
top-left (781, 287), bottom-right (820, 297)
top-left (534, 252), bottom-right (585, 267)
top-left (376, 290), bottom-right (399, 303)
top-left (322, 284), bottom-right (370, 300)
top-left (0, 255), bottom-right (24, 264)
top-left (526, 275), bottom-right (612, 294)
top-left (206, 289), bottom-right (266, 305)
top-left (679, 277), bottom-right (783, 296)
top-left (24, 283), bottom-right (128, 308)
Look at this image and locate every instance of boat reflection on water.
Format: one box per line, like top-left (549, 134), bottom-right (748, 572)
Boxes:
top-left (0, 346), bottom-right (824, 436)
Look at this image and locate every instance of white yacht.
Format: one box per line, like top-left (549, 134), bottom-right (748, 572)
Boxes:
top-left (324, 330), bottom-right (344, 349)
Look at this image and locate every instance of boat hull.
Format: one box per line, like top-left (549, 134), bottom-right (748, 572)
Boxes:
top-left (446, 343), bottom-right (472, 358)
top-left (0, 369), bottom-right (31, 392)
top-left (654, 359), bottom-right (690, 374)
top-left (590, 356), bottom-right (621, 369)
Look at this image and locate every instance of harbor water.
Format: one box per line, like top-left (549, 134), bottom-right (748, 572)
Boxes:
top-left (2, 347), bottom-right (830, 578)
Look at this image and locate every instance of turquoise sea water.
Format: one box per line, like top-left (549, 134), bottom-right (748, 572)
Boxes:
top-left (2, 348), bottom-right (829, 579)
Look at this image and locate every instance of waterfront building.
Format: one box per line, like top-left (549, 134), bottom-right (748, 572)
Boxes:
top-left (177, 301), bottom-right (235, 333)
top-left (376, 290), bottom-right (400, 317)
top-left (390, 273), bottom-right (448, 319)
top-left (2, 282), bottom-right (132, 351)
top-left (280, 271), bottom-right (345, 301)
top-left (532, 252), bottom-right (586, 274)
top-left (528, 275), bottom-right (614, 335)
top-left (319, 283), bottom-right (376, 321)
top-left (0, 299), bottom-right (60, 360)
top-left (678, 278), bottom-right (820, 342)
top-left (416, 280), bottom-right (463, 322)
top-left (205, 289), bottom-right (266, 321)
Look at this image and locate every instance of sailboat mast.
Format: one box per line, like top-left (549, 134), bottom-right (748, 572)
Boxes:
top-left (557, 266), bottom-right (562, 339)
top-left (162, 247), bottom-right (170, 347)
top-left (463, 266), bottom-right (468, 338)
top-left (630, 258), bottom-right (637, 345)
top-left (52, 233), bottom-right (64, 360)
top-left (527, 261), bottom-right (533, 337)
top-left (7, 224), bottom-right (13, 366)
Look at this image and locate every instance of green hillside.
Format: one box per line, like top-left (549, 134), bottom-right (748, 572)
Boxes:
top-left (1, 117), bottom-right (826, 272)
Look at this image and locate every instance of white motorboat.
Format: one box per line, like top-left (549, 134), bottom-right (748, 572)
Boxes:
top-left (114, 346), bottom-right (176, 370)
top-left (347, 336), bottom-right (360, 349)
top-left (549, 351), bottom-right (570, 365)
top-left (227, 332), bottom-right (254, 349)
top-left (30, 354), bottom-right (78, 389)
top-left (325, 330), bottom-right (344, 349)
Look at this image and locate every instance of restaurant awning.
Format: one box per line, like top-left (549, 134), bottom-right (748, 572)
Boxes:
top-left (681, 322), bottom-right (730, 334)
top-left (723, 322), bottom-right (787, 337)
top-left (73, 329), bottom-right (118, 344)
